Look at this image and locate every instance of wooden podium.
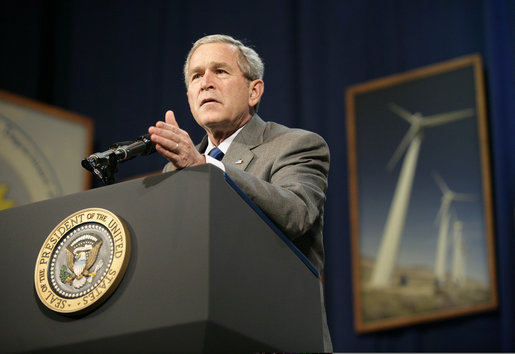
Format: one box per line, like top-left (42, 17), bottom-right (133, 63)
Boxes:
top-left (0, 165), bottom-right (326, 352)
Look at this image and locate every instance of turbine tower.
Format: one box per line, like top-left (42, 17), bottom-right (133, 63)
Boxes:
top-left (433, 173), bottom-right (474, 286)
top-left (369, 104), bottom-right (474, 287)
top-left (451, 218), bottom-right (467, 287)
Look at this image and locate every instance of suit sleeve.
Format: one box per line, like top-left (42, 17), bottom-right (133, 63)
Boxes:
top-left (224, 131), bottom-right (330, 240)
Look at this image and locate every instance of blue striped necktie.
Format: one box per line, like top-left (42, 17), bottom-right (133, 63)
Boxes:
top-left (208, 147), bottom-right (224, 161)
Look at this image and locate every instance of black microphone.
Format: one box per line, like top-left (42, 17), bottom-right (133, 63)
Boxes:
top-left (81, 134), bottom-right (156, 185)
top-left (83, 134), bottom-right (156, 166)
top-left (111, 133), bottom-right (156, 162)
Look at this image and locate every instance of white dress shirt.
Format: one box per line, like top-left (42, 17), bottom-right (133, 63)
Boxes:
top-left (204, 125), bottom-right (245, 171)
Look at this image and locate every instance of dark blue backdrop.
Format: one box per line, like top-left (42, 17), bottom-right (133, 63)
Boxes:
top-left (1, 0), bottom-right (514, 351)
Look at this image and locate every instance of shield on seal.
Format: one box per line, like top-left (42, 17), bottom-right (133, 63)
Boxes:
top-left (73, 259), bottom-right (86, 276)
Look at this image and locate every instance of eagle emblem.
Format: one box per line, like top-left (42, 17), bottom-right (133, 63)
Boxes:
top-left (62, 234), bottom-right (103, 289)
top-left (36, 208), bottom-right (131, 314)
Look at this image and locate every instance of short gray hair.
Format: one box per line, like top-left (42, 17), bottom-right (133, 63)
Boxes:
top-left (183, 34), bottom-right (265, 87)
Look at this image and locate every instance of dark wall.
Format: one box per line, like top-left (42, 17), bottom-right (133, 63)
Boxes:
top-left (1, 0), bottom-right (514, 351)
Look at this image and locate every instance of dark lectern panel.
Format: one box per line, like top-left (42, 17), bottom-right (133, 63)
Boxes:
top-left (0, 165), bottom-right (324, 352)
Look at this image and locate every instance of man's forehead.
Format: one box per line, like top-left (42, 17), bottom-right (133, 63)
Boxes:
top-left (188, 43), bottom-right (239, 68)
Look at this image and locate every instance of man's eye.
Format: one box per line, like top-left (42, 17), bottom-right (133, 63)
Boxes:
top-left (216, 69), bottom-right (227, 74)
top-left (192, 74), bottom-right (201, 80)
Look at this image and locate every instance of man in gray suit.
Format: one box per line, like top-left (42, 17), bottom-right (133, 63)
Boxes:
top-left (148, 34), bottom-right (331, 351)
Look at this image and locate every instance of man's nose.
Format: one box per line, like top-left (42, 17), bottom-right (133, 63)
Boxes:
top-left (201, 71), bottom-right (215, 90)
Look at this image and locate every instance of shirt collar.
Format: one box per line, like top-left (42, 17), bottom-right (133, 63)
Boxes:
top-left (205, 124), bottom-right (246, 155)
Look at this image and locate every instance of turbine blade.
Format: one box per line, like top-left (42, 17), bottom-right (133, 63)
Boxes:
top-left (452, 193), bottom-right (475, 202)
top-left (386, 125), bottom-right (417, 171)
top-left (432, 171), bottom-right (450, 194)
top-left (389, 103), bottom-right (416, 124)
top-left (423, 108), bottom-right (475, 127)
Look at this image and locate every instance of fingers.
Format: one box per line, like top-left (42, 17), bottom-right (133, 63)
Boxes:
top-left (165, 110), bottom-right (178, 127)
top-left (149, 110), bottom-right (180, 143)
top-left (149, 129), bottom-right (180, 153)
top-left (154, 141), bottom-right (179, 160)
top-left (148, 110), bottom-right (206, 170)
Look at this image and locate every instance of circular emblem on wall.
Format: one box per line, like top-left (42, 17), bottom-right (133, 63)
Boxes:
top-left (34, 208), bottom-right (131, 314)
top-left (0, 114), bottom-right (62, 205)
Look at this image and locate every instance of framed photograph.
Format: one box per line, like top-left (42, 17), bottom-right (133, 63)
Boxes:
top-left (0, 90), bottom-right (93, 209)
top-left (345, 55), bottom-right (497, 333)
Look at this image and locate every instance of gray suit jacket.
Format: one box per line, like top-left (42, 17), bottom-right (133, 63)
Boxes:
top-left (164, 114), bottom-right (330, 273)
top-left (164, 114), bottom-right (332, 351)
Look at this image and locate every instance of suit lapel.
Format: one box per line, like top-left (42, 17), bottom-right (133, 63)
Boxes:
top-left (196, 115), bottom-right (266, 171)
top-left (225, 115), bottom-right (265, 171)
top-left (197, 135), bottom-right (209, 154)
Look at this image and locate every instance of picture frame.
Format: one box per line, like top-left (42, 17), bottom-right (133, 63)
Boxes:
top-left (0, 90), bottom-right (93, 209)
top-left (345, 54), bottom-right (497, 333)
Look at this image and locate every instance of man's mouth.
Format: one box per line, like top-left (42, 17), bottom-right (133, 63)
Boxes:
top-left (200, 98), bottom-right (219, 106)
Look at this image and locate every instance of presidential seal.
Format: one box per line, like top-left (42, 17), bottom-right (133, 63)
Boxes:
top-left (34, 208), bottom-right (130, 314)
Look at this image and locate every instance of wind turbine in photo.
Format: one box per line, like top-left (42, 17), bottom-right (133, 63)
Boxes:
top-left (432, 172), bottom-right (474, 288)
top-left (369, 104), bottom-right (475, 287)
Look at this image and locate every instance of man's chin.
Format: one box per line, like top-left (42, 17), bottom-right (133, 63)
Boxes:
top-left (198, 116), bottom-right (227, 130)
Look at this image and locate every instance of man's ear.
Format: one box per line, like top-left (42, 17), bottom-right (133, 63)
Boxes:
top-left (248, 79), bottom-right (264, 107)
